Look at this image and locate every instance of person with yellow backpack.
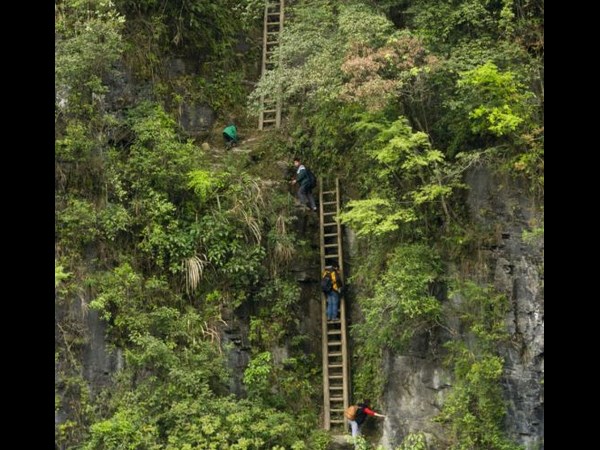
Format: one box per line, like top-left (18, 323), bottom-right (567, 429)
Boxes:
top-left (344, 399), bottom-right (386, 438)
top-left (321, 261), bottom-right (343, 321)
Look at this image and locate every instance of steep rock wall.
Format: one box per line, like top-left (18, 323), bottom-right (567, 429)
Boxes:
top-left (373, 166), bottom-right (543, 449)
top-left (465, 167), bottom-right (544, 449)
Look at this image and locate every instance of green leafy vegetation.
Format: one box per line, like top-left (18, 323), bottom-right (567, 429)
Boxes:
top-left (55, 0), bottom-right (542, 448)
top-left (435, 282), bottom-right (523, 450)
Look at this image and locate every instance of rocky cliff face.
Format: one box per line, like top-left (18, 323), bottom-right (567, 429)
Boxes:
top-left (465, 167), bottom-right (544, 449)
top-left (376, 166), bottom-right (544, 449)
top-left (56, 47), bottom-right (542, 446)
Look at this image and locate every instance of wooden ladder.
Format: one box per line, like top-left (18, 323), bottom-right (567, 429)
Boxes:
top-left (259, 0), bottom-right (284, 130)
top-left (319, 177), bottom-right (350, 430)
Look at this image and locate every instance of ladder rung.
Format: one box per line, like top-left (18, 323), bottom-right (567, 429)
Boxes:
top-left (325, 254), bottom-right (339, 259)
top-left (330, 420), bottom-right (345, 424)
top-left (328, 364), bottom-right (343, 368)
top-left (328, 341), bottom-right (341, 346)
top-left (330, 397), bottom-right (344, 402)
top-left (323, 201), bottom-right (337, 205)
top-left (324, 243), bottom-right (338, 248)
top-left (327, 330), bottom-right (341, 335)
top-left (262, 119), bottom-right (277, 123)
top-left (323, 212), bottom-right (337, 216)
top-left (329, 375), bottom-right (343, 379)
top-left (331, 409), bottom-right (345, 412)
top-left (323, 222), bottom-right (337, 227)
top-left (329, 352), bottom-right (342, 357)
top-left (330, 385), bottom-right (343, 389)
top-left (324, 233), bottom-right (338, 237)
top-left (323, 191), bottom-right (336, 195)
top-left (262, 109), bottom-right (277, 113)
top-left (267, 31), bottom-right (279, 34)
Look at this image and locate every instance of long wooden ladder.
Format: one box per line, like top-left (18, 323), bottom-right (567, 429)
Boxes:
top-left (319, 177), bottom-right (350, 430)
top-left (258, 0), bottom-right (284, 130)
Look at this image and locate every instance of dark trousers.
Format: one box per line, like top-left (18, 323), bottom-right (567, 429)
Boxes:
top-left (223, 132), bottom-right (236, 148)
top-left (298, 184), bottom-right (316, 210)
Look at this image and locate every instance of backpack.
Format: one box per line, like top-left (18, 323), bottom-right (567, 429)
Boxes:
top-left (305, 168), bottom-right (317, 189)
top-left (321, 271), bottom-right (333, 294)
top-left (345, 405), bottom-right (359, 421)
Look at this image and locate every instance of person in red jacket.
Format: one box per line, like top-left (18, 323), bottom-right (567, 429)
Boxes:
top-left (348, 399), bottom-right (386, 438)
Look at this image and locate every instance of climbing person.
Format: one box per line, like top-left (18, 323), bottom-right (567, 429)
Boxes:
top-left (223, 122), bottom-right (238, 149)
top-left (290, 157), bottom-right (317, 212)
top-left (345, 399), bottom-right (386, 439)
top-left (321, 261), bottom-right (343, 321)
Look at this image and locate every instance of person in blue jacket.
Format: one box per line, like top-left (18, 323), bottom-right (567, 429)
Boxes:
top-left (291, 157), bottom-right (317, 212)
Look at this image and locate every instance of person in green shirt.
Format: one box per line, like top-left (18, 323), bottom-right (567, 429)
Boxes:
top-left (223, 123), bottom-right (238, 149)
